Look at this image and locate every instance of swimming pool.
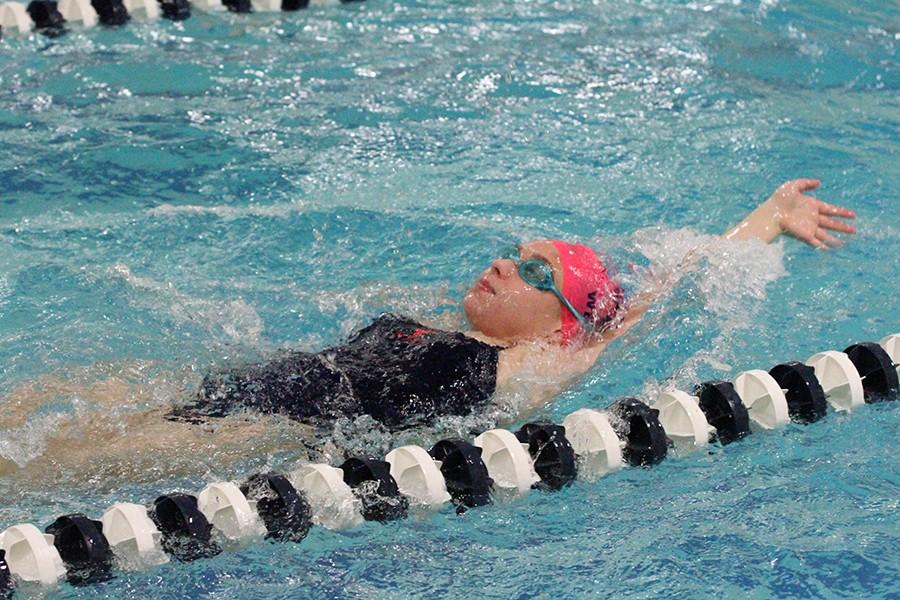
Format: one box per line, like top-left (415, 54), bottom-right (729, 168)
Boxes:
top-left (1, 0), bottom-right (898, 596)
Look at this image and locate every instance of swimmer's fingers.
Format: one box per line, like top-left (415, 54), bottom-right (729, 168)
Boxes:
top-left (790, 178), bottom-right (821, 192)
top-left (815, 229), bottom-right (843, 248)
top-left (818, 213), bottom-right (857, 235)
top-left (800, 231), bottom-right (828, 250)
top-left (813, 198), bottom-right (857, 223)
top-left (784, 219), bottom-right (827, 249)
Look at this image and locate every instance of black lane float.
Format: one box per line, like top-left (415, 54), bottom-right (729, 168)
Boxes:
top-left (844, 343), bottom-right (900, 400)
top-left (44, 515), bottom-right (113, 586)
top-left (25, 0), bottom-right (64, 35)
top-left (694, 381), bottom-right (751, 445)
top-left (428, 439), bottom-right (493, 510)
top-left (148, 494), bottom-right (221, 562)
top-left (515, 422), bottom-right (577, 490)
top-left (609, 397), bottom-right (668, 466)
top-left (0, 550), bottom-right (13, 600)
top-left (241, 473), bottom-right (312, 543)
top-left (339, 457), bottom-right (409, 522)
top-left (769, 362), bottom-right (828, 423)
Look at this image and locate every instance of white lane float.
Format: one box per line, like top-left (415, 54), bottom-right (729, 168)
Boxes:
top-left (197, 482), bottom-right (266, 543)
top-left (100, 503), bottom-right (168, 569)
top-left (805, 351), bottom-right (865, 412)
top-left (561, 409), bottom-right (624, 476)
top-left (290, 464), bottom-right (363, 530)
top-left (0, 524), bottom-right (66, 586)
top-left (122, 0), bottom-right (159, 19)
top-left (733, 369), bottom-right (790, 430)
top-left (0, 2), bottom-right (32, 34)
top-left (251, 0), bottom-right (280, 10)
top-left (473, 429), bottom-right (539, 495)
top-left (652, 390), bottom-right (715, 452)
top-left (57, 0), bottom-right (98, 27)
top-left (191, 0), bottom-right (225, 10)
top-left (881, 334), bottom-right (900, 379)
top-left (384, 445), bottom-right (452, 509)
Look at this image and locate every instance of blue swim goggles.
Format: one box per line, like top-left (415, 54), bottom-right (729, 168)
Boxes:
top-left (499, 246), bottom-right (591, 332)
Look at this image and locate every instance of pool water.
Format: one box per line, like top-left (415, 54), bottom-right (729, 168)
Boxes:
top-left (1, 0), bottom-right (898, 597)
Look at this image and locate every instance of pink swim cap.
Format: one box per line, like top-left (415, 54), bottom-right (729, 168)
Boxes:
top-left (550, 240), bottom-right (624, 344)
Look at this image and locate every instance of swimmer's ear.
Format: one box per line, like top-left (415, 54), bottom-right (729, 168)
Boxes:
top-left (550, 327), bottom-right (564, 345)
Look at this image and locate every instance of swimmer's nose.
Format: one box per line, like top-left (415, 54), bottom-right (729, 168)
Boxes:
top-left (491, 258), bottom-right (516, 279)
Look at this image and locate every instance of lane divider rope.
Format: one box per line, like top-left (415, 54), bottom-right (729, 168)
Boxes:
top-left (0, 333), bottom-right (897, 596)
top-left (0, 0), bottom-right (361, 39)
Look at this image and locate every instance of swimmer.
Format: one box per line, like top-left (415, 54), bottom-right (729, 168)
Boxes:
top-left (173, 178), bottom-right (856, 427)
top-left (0, 179), bottom-right (856, 489)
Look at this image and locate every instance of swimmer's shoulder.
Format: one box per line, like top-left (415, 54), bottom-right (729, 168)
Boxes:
top-left (461, 330), bottom-right (509, 348)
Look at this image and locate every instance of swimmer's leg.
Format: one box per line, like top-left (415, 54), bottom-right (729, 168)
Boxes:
top-left (0, 360), bottom-right (169, 430)
top-left (2, 407), bottom-right (318, 495)
top-left (0, 361), bottom-right (319, 494)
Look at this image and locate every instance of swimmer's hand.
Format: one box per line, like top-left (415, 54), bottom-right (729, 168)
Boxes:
top-left (725, 178), bottom-right (857, 248)
top-left (770, 179), bottom-right (857, 249)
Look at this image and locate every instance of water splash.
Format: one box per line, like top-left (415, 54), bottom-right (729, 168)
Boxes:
top-left (629, 225), bottom-right (786, 392)
top-left (109, 263), bottom-right (265, 349)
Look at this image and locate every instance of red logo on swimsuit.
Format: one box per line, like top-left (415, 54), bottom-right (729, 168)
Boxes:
top-left (395, 327), bottom-right (432, 342)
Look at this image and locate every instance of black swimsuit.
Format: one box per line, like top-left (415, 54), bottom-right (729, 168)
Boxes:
top-left (170, 314), bottom-right (500, 428)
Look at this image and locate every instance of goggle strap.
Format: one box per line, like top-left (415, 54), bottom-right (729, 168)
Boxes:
top-left (550, 288), bottom-right (591, 332)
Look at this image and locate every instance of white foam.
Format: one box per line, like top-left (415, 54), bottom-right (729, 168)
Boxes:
top-left (147, 202), bottom-right (307, 220)
top-left (629, 226), bottom-right (786, 390)
top-left (0, 275), bottom-right (10, 303)
top-left (307, 281), bottom-right (458, 343)
top-left (0, 412), bottom-right (66, 468)
top-left (110, 263), bottom-right (264, 348)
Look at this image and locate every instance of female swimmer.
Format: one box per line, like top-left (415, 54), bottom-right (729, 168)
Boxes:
top-left (0, 179), bottom-right (856, 486)
top-left (171, 178), bottom-right (856, 428)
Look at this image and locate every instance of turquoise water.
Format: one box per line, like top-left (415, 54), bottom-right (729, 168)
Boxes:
top-left (1, 0), bottom-right (898, 597)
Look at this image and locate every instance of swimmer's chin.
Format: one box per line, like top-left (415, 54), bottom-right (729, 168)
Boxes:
top-left (462, 290), bottom-right (491, 336)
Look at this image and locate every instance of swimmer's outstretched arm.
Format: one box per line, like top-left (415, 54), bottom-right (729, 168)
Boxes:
top-left (504, 179), bottom-right (860, 399)
top-left (604, 179), bottom-right (856, 341)
top-left (724, 178), bottom-right (857, 248)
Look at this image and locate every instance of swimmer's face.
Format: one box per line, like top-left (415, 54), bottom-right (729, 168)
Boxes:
top-left (464, 240), bottom-right (564, 344)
